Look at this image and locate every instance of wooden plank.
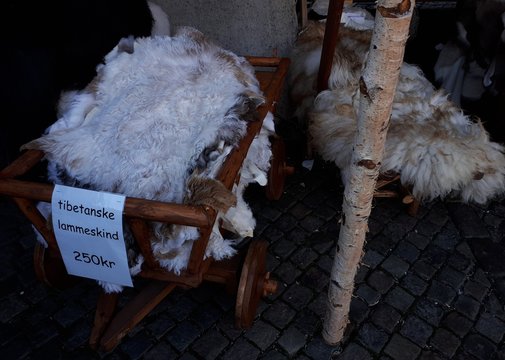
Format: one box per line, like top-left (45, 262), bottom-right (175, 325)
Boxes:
top-left (127, 218), bottom-right (159, 269)
top-left (0, 150), bottom-right (44, 178)
top-left (99, 281), bottom-right (177, 352)
top-left (89, 291), bottom-right (119, 350)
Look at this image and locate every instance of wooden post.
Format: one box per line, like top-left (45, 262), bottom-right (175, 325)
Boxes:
top-left (316, 0), bottom-right (345, 93)
top-left (322, 0), bottom-right (415, 345)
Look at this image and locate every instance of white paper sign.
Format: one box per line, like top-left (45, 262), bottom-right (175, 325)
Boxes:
top-left (52, 185), bottom-right (133, 287)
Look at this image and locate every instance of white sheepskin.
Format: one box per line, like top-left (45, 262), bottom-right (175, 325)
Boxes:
top-left (290, 15), bottom-right (505, 204)
top-left (26, 27), bottom-right (273, 291)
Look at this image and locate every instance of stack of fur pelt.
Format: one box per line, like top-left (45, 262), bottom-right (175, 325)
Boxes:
top-left (25, 27), bottom-right (273, 292)
top-left (289, 11), bottom-right (505, 204)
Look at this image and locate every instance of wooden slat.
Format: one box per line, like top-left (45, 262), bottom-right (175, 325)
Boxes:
top-left (0, 150), bottom-right (44, 178)
top-left (317, 0), bottom-right (346, 92)
top-left (89, 292), bottom-right (119, 350)
top-left (127, 218), bottom-right (159, 269)
top-left (99, 281), bottom-right (177, 352)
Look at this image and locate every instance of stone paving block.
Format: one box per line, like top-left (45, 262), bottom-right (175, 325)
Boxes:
top-left (263, 226), bottom-right (285, 244)
top-left (383, 221), bottom-right (411, 240)
top-left (190, 304), bottom-right (222, 331)
top-left (448, 253), bottom-right (473, 273)
top-left (290, 247), bottom-right (319, 270)
top-left (299, 266), bottom-right (328, 292)
top-left (350, 297), bottom-right (370, 325)
top-left (362, 249), bottom-right (384, 269)
top-left (385, 286), bottom-right (415, 313)
top-left (400, 315), bottom-right (433, 347)
top-left (415, 219), bottom-right (444, 238)
top-left (119, 330), bottom-right (153, 360)
top-left (276, 214), bottom-right (298, 233)
top-left (217, 315), bottom-right (243, 341)
top-left (371, 303), bottom-right (401, 333)
top-left (310, 232), bottom-right (334, 254)
top-left (282, 283), bottom-right (313, 310)
top-left (179, 352), bottom-right (199, 360)
top-left (263, 301), bottom-right (296, 329)
top-left (475, 312), bottom-right (505, 343)
top-left (454, 295), bottom-right (481, 320)
top-left (463, 333), bottom-right (497, 360)
top-left (367, 234), bottom-right (398, 256)
top-left (165, 296), bottom-right (198, 320)
top-left (0, 293), bottom-right (29, 323)
top-left (415, 299), bottom-right (445, 326)
top-left (430, 328), bottom-right (461, 358)
top-left (368, 218), bottom-right (385, 237)
top-left (52, 302), bottom-right (87, 329)
top-left (290, 203), bottom-right (312, 220)
top-left (433, 224), bottom-right (460, 251)
top-left (260, 349), bottom-right (289, 359)
top-left (2, 336), bottom-right (35, 359)
top-left (271, 238), bottom-right (296, 260)
top-left (358, 322), bottom-right (389, 354)
top-left (355, 265), bottom-right (369, 284)
top-left (337, 342), bottom-right (372, 360)
top-left (165, 320), bottom-right (201, 353)
top-left (381, 255), bottom-right (409, 279)
top-left (292, 308), bottom-right (321, 337)
top-left (222, 338), bottom-right (260, 360)
top-left (356, 284), bottom-right (381, 306)
top-left (383, 334), bottom-right (421, 360)
top-left (442, 311), bottom-right (473, 338)
top-left (473, 268), bottom-right (492, 287)
top-left (308, 291), bottom-right (327, 318)
top-left (191, 328), bottom-right (230, 359)
top-left (405, 231), bottom-right (430, 251)
top-left (146, 314), bottom-right (176, 340)
top-left (418, 350), bottom-right (445, 359)
top-left (244, 320), bottom-right (279, 350)
top-left (393, 241), bottom-right (420, 264)
top-left (277, 326), bottom-right (306, 356)
top-left (401, 273), bottom-right (428, 296)
top-left (447, 204), bottom-right (490, 239)
top-left (275, 261), bottom-right (302, 285)
top-left (426, 280), bottom-right (457, 306)
top-left (367, 270), bottom-right (395, 294)
top-left (420, 245), bottom-right (448, 270)
top-left (287, 227), bottom-right (309, 246)
top-left (143, 341), bottom-right (178, 360)
top-left (317, 254), bottom-right (333, 275)
top-left (64, 321), bottom-right (91, 351)
top-left (299, 214), bottom-right (325, 233)
top-left (304, 336), bottom-right (338, 359)
top-left (437, 266), bottom-right (467, 291)
top-left (412, 260), bottom-right (437, 281)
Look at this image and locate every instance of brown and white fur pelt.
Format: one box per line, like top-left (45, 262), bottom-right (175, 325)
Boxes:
top-left (25, 27), bottom-right (273, 292)
top-left (291, 15), bottom-right (505, 204)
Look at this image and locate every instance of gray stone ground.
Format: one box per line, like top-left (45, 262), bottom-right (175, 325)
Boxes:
top-left (1, 159), bottom-right (505, 359)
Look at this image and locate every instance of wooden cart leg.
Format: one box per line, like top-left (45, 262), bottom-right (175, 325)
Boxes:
top-left (99, 281), bottom-right (177, 352)
top-left (266, 136), bottom-right (295, 201)
top-left (89, 291), bottom-right (119, 350)
top-left (33, 243), bottom-right (76, 288)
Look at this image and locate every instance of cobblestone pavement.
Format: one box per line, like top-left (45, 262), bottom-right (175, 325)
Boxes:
top-left (1, 159), bottom-right (505, 359)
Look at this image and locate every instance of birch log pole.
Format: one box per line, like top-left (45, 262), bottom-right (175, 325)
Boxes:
top-left (322, 0), bottom-right (415, 345)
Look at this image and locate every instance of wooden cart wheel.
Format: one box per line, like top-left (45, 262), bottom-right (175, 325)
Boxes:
top-left (266, 136), bottom-right (294, 201)
top-left (235, 240), bottom-right (277, 328)
top-left (33, 243), bottom-right (76, 288)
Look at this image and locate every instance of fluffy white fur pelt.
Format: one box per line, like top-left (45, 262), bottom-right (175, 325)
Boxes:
top-left (290, 16), bottom-right (505, 204)
top-left (26, 27), bottom-right (273, 292)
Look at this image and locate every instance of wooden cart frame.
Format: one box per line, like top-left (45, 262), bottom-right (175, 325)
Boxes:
top-left (0, 56), bottom-right (290, 352)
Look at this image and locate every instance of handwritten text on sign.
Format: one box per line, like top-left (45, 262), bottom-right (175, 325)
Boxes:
top-left (52, 185), bottom-right (133, 287)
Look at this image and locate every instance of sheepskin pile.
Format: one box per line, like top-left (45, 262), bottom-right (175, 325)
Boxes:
top-left (26, 28), bottom-right (273, 292)
top-left (289, 10), bottom-right (505, 204)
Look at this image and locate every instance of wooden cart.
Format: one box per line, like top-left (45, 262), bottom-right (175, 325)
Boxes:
top-left (0, 57), bottom-right (291, 352)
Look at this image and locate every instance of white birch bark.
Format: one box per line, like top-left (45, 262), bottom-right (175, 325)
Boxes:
top-left (322, 0), bottom-right (415, 345)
